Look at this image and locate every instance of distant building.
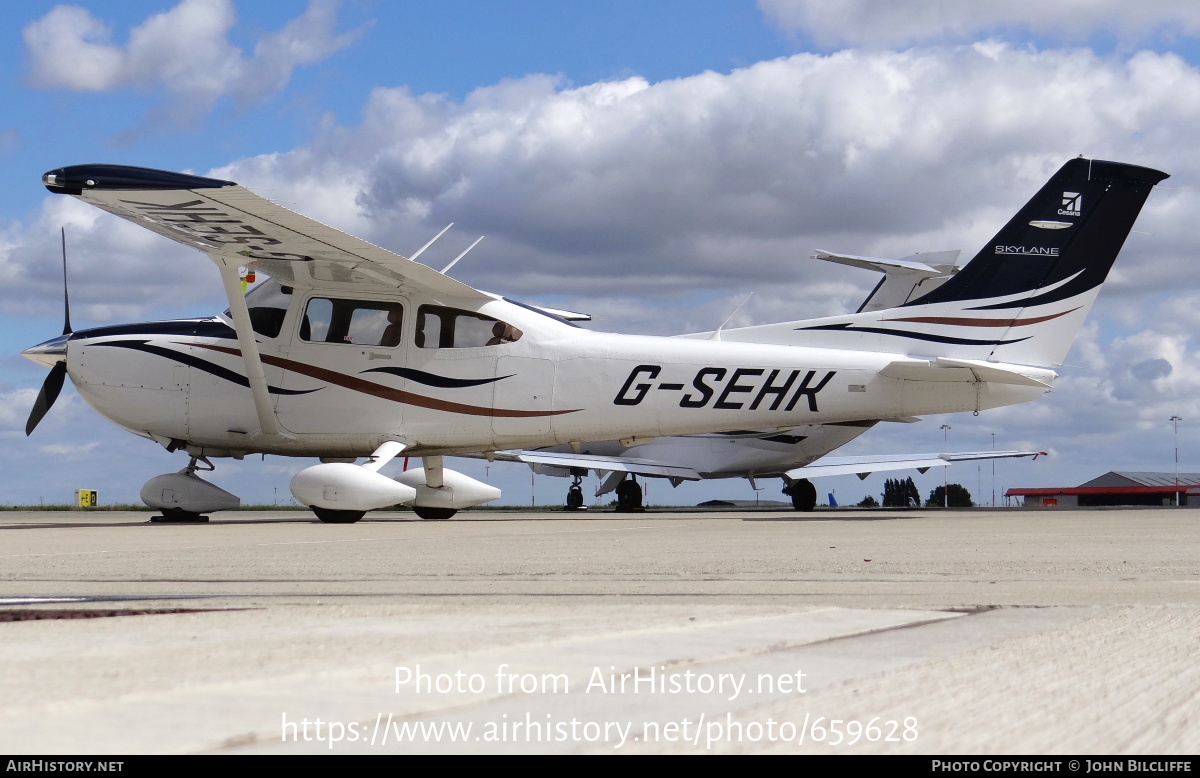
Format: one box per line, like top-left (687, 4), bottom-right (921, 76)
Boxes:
top-left (1007, 472), bottom-right (1200, 508)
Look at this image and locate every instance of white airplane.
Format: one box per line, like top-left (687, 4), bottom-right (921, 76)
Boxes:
top-left (22, 158), bottom-right (1165, 521)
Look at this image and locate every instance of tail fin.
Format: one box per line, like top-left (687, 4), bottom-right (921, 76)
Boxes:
top-left (907, 158), bottom-right (1167, 311)
top-left (722, 158), bottom-right (1168, 367)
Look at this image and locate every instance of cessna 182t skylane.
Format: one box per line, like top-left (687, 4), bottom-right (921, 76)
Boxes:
top-left (22, 158), bottom-right (1165, 521)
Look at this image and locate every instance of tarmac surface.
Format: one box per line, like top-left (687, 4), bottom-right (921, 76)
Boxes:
top-left (0, 506), bottom-right (1196, 755)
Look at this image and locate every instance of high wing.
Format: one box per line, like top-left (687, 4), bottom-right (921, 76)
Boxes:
top-left (786, 450), bottom-right (1046, 480)
top-left (41, 164), bottom-right (488, 301)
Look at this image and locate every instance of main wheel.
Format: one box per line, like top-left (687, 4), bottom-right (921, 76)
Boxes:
top-left (414, 506), bottom-right (457, 520)
top-left (615, 479), bottom-right (643, 512)
top-left (785, 479), bottom-right (817, 512)
top-left (565, 485), bottom-right (584, 510)
top-left (312, 506), bottom-right (366, 523)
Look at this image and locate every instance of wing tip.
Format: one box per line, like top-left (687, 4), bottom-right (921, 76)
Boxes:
top-left (43, 164), bottom-right (236, 195)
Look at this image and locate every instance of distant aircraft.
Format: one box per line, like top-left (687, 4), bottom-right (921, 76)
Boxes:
top-left (22, 158), bottom-right (1164, 521)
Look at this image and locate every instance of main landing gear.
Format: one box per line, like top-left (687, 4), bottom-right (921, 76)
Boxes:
top-left (782, 478), bottom-right (817, 512)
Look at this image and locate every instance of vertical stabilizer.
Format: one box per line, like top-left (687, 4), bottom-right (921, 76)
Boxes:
top-left (909, 158), bottom-right (1166, 311)
top-left (720, 158), bottom-right (1168, 367)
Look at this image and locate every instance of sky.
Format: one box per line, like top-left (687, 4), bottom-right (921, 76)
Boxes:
top-left (4, 0), bottom-right (1200, 509)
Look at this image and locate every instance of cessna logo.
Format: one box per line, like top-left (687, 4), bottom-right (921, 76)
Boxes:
top-left (614, 365), bottom-right (836, 412)
top-left (994, 245), bottom-right (1060, 256)
top-left (1058, 191), bottom-right (1082, 217)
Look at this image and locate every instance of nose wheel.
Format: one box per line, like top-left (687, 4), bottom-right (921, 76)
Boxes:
top-left (142, 455), bottom-right (238, 522)
top-left (312, 506), bottom-right (366, 523)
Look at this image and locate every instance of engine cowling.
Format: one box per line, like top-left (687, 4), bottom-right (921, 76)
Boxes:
top-left (290, 463), bottom-right (417, 511)
top-left (396, 467), bottom-right (501, 510)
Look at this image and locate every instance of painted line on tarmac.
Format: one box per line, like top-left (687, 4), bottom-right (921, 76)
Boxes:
top-left (506, 524), bottom-right (684, 537)
top-left (0, 525), bottom-right (683, 558)
top-left (0, 597), bottom-right (89, 604)
top-left (0, 537), bottom-right (414, 557)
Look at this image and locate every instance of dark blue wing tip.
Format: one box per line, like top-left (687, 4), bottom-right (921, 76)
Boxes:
top-left (42, 164), bottom-right (236, 195)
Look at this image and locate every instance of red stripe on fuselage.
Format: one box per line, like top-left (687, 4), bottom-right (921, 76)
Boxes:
top-left (186, 342), bottom-right (578, 418)
top-left (882, 307), bottom-right (1079, 328)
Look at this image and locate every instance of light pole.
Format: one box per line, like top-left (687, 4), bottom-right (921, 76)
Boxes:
top-left (1171, 415), bottom-right (1182, 507)
top-left (990, 432), bottom-right (996, 508)
top-left (941, 424), bottom-right (951, 508)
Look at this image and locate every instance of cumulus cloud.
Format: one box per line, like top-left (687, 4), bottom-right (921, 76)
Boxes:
top-left (758, 0), bottom-right (1200, 48)
top-left (6, 43), bottom-right (1200, 333)
top-left (22, 0), bottom-right (362, 124)
top-left (0, 191), bottom-right (223, 324)
top-left (0, 388), bottom-right (39, 431)
top-left (208, 44), bottom-right (1200, 321)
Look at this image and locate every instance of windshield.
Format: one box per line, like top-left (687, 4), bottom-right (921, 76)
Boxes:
top-left (223, 278), bottom-right (292, 339)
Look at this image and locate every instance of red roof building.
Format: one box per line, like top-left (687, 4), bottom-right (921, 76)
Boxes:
top-left (1007, 471), bottom-right (1200, 508)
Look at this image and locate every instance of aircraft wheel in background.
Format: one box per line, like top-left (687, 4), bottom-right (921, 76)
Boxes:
top-left (615, 479), bottom-right (643, 512)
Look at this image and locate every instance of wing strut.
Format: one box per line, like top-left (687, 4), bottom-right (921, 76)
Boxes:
top-left (216, 261), bottom-right (290, 440)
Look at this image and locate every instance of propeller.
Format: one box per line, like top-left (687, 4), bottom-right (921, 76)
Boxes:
top-left (26, 362), bottom-right (66, 436)
top-left (60, 226), bottom-right (72, 337)
top-left (24, 227), bottom-right (73, 436)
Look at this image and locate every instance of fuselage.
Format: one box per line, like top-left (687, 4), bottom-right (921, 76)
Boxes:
top-left (45, 281), bottom-right (1048, 460)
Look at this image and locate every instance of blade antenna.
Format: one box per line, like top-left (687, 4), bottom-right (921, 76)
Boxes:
top-left (440, 236), bottom-right (484, 275)
top-left (708, 292), bottom-right (753, 341)
top-left (409, 223), bottom-right (454, 263)
top-left (61, 226), bottom-right (72, 336)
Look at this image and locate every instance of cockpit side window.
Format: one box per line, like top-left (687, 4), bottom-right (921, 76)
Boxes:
top-left (300, 298), bottom-right (404, 347)
top-left (416, 305), bottom-right (522, 349)
top-left (227, 279), bottom-right (292, 339)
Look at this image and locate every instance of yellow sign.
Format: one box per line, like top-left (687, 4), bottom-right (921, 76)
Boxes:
top-left (76, 490), bottom-right (98, 508)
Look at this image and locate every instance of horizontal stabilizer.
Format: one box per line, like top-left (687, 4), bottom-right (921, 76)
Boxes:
top-left (812, 249), bottom-right (961, 276)
top-left (880, 358), bottom-right (1054, 388)
top-left (786, 450), bottom-right (1045, 480)
top-left (813, 249), bottom-right (961, 313)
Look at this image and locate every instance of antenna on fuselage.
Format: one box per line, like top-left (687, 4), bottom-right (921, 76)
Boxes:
top-left (708, 292), bottom-right (753, 341)
top-left (409, 223), bottom-right (454, 263)
top-left (440, 236), bottom-right (485, 275)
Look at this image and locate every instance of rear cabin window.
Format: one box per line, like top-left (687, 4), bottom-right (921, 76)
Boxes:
top-left (300, 298), bottom-right (404, 347)
top-left (416, 306), bottom-right (522, 349)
